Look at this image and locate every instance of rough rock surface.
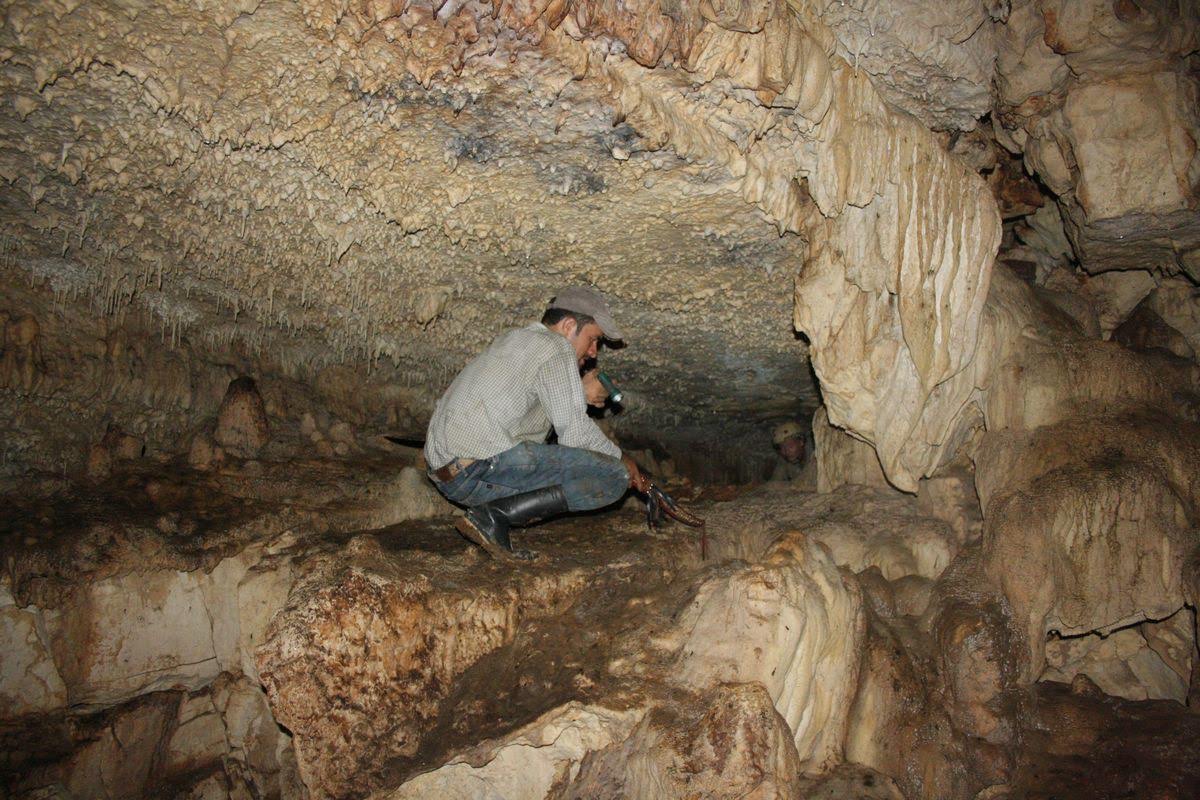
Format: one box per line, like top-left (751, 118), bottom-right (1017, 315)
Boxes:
top-left (707, 484), bottom-right (958, 582)
top-left (994, 0), bottom-right (1200, 277)
top-left (386, 703), bottom-right (645, 800)
top-left (214, 376), bottom-right (271, 458)
top-left (553, 683), bottom-right (803, 799)
top-left (1042, 610), bottom-right (1194, 703)
top-left (3, 1), bottom-right (1200, 799)
top-left (977, 412), bottom-right (1200, 679)
top-left (257, 537), bottom-right (595, 796)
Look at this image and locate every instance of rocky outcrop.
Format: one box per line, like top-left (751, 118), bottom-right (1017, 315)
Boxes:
top-left (994, 0), bottom-right (1200, 278)
top-left (384, 703), bottom-right (646, 800)
top-left (553, 684), bottom-right (804, 799)
top-left (675, 530), bottom-right (864, 771)
top-left (706, 484), bottom-right (958, 583)
top-left (976, 412), bottom-right (1200, 680)
top-left (811, 0), bottom-right (1004, 131)
top-left (257, 537), bottom-right (593, 797)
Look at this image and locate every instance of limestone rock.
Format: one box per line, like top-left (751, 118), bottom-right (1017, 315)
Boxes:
top-left (1081, 269), bottom-right (1157, 336)
top-left (45, 569), bottom-right (222, 706)
top-left (1113, 298), bottom-right (1196, 361)
top-left (257, 537), bottom-right (591, 798)
top-left (674, 530), bottom-right (864, 771)
top-left (813, 406), bottom-right (891, 494)
top-left (995, 1), bottom-right (1200, 277)
top-left (30, 539), bottom-right (292, 710)
top-left (556, 683), bottom-right (803, 799)
top-left (0, 585), bottom-right (67, 717)
top-left (360, 465), bottom-right (454, 528)
top-left (59, 693), bottom-right (179, 799)
top-left (164, 693), bottom-right (228, 775)
top-left (813, 0), bottom-right (1002, 131)
top-left (11, 676), bottom-right (296, 799)
top-left (845, 614), bottom-right (928, 781)
top-left (188, 432), bottom-right (227, 471)
top-left (917, 457), bottom-right (984, 546)
top-left (382, 703), bottom-right (644, 800)
top-left (936, 598), bottom-right (1018, 745)
top-left (796, 763), bottom-right (908, 800)
top-left (214, 377), bottom-right (270, 459)
top-left (706, 484), bottom-right (958, 583)
top-left (0, 313), bottom-right (43, 392)
top-left (1148, 277), bottom-right (1200, 359)
top-left (1042, 622), bottom-right (1190, 703)
top-left (977, 413), bottom-right (1200, 680)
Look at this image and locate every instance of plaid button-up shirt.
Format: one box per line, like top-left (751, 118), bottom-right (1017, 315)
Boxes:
top-left (425, 322), bottom-right (622, 470)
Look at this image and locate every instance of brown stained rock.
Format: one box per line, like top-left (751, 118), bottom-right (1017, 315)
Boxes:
top-left (551, 683), bottom-right (804, 800)
top-left (256, 536), bottom-right (593, 798)
top-left (917, 457), bottom-right (984, 548)
top-left (813, 407), bottom-right (892, 495)
top-left (0, 585), bottom-right (68, 718)
top-left (4, 676), bottom-right (295, 799)
top-left (1149, 277), bottom-right (1200, 359)
top-left (380, 511), bottom-right (871, 800)
top-left (796, 763), bottom-right (908, 800)
top-left (84, 441), bottom-right (113, 482)
top-left (214, 377), bottom-right (270, 459)
top-left (187, 432), bottom-right (226, 471)
top-left (1042, 620), bottom-right (1192, 703)
top-left (704, 483), bottom-right (958, 584)
top-left (847, 543), bottom-right (1028, 800)
top-left (674, 530), bottom-right (865, 772)
top-left (1009, 680), bottom-right (1200, 799)
top-left (386, 702), bottom-right (646, 800)
top-left (987, 151), bottom-right (1046, 220)
top-left (1, 313), bottom-right (43, 393)
top-left (976, 412), bottom-right (1200, 683)
top-left (936, 600), bottom-right (1018, 747)
top-left (84, 426), bottom-right (145, 481)
top-left (1113, 298), bottom-right (1196, 361)
top-left (845, 610), bottom-right (931, 788)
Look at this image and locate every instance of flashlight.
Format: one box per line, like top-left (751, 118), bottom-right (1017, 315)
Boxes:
top-left (597, 371), bottom-right (624, 404)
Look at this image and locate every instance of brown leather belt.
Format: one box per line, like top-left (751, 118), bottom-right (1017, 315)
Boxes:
top-left (431, 458), bottom-right (475, 483)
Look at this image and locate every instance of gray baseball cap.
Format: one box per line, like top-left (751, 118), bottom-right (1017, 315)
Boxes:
top-left (549, 286), bottom-right (625, 342)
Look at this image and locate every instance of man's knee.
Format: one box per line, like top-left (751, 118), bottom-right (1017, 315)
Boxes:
top-left (595, 458), bottom-right (630, 504)
top-left (565, 454), bottom-right (628, 511)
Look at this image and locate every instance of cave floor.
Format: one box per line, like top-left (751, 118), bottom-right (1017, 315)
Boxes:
top-left (2, 457), bottom-right (1198, 799)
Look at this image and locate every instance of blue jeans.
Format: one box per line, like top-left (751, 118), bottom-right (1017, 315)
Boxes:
top-left (432, 442), bottom-right (629, 512)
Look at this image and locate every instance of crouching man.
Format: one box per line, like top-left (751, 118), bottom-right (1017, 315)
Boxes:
top-left (424, 287), bottom-right (648, 561)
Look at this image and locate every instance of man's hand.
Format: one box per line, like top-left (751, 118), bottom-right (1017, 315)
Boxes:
top-left (622, 454), bottom-right (651, 493)
top-left (582, 368), bottom-right (607, 408)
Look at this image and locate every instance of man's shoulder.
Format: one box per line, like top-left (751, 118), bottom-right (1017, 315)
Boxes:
top-left (497, 323), bottom-right (570, 357)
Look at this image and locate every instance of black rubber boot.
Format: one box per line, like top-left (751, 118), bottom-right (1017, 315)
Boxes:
top-left (454, 485), bottom-right (569, 561)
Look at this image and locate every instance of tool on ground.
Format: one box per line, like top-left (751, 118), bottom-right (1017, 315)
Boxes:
top-left (597, 371), bottom-right (624, 404)
top-left (644, 481), bottom-right (707, 560)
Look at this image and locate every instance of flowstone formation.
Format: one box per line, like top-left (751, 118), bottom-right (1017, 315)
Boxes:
top-left (3, 0), bottom-right (1200, 798)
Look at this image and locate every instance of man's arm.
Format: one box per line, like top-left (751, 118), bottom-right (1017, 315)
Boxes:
top-left (534, 350), bottom-right (622, 459)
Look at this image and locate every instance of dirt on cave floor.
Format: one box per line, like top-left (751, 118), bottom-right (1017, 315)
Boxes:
top-left (2, 453), bottom-right (1199, 799)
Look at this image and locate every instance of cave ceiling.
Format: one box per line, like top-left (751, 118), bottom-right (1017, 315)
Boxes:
top-left (6, 0), bottom-right (1195, 454)
top-left (0, 0), bottom-right (814, 435)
